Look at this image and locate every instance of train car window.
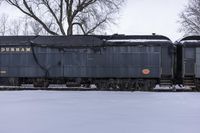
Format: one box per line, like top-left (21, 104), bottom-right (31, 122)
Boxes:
top-left (184, 48), bottom-right (195, 59)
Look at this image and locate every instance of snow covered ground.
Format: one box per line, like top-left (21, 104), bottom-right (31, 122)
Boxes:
top-left (0, 91), bottom-right (200, 133)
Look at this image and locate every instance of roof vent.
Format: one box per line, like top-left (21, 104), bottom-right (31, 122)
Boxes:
top-left (113, 34), bottom-right (125, 36)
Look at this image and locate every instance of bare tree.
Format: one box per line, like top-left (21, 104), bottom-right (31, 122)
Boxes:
top-left (4, 0), bottom-right (125, 35)
top-left (9, 19), bottom-right (21, 35)
top-left (179, 0), bottom-right (200, 35)
top-left (29, 21), bottom-right (42, 35)
top-left (0, 14), bottom-right (22, 36)
top-left (0, 0), bottom-right (3, 4)
top-left (22, 15), bottom-right (30, 35)
top-left (0, 13), bottom-right (52, 36)
top-left (0, 14), bottom-right (8, 36)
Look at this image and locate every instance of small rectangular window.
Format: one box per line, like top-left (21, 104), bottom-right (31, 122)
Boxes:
top-left (184, 48), bottom-right (195, 59)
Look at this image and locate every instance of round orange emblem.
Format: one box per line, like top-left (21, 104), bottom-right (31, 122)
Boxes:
top-left (142, 69), bottom-right (150, 75)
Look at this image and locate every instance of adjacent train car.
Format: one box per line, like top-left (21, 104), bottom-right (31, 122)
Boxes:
top-left (0, 35), bottom-right (175, 91)
top-left (177, 36), bottom-right (200, 90)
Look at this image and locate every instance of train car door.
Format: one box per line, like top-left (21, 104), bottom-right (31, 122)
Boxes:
top-left (195, 47), bottom-right (200, 78)
top-left (183, 47), bottom-right (195, 76)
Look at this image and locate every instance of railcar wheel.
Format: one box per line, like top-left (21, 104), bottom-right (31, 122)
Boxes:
top-left (109, 83), bottom-right (118, 91)
top-left (135, 80), bottom-right (141, 91)
top-left (144, 80), bottom-right (153, 91)
top-left (117, 83), bottom-right (123, 91)
top-left (142, 82), bottom-right (149, 91)
top-left (95, 83), bottom-right (100, 90)
top-left (137, 80), bottom-right (156, 91)
top-left (33, 81), bottom-right (40, 88)
top-left (118, 82), bottom-right (134, 91)
top-left (97, 82), bottom-right (109, 91)
top-left (9, 78), bottom-right (21, 86)
top-left (118, 83), bottom-right (125, 91)
top-left (33, 79), bottom-right (49, 88)
top-left (43, 81), bottom-right (49, 88)
top-left (82, 84), bottom-right (90, 88)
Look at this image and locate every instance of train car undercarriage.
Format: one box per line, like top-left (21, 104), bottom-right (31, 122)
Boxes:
top-left (0, 77), bottom-right (189, 91)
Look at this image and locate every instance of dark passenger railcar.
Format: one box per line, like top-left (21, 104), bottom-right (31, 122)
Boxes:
top-left (0, 36), bottom-right (35, 86)
top-left (95, 35), bottom-right (175, 90)
top-left (0, 35), bottom-right (175, 90)
top-left (176, 36), bottom-right (200, 90)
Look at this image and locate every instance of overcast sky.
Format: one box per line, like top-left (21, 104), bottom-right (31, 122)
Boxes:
top-left (110, 0), bottom-right (189, 41)
top-left (0, 0), bottom-right (189, 41)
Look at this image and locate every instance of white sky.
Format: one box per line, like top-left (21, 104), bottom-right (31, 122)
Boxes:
top-left (109, 0), bottom-right (189, 41)
top-left (0, 0), bottom-right (189, 41)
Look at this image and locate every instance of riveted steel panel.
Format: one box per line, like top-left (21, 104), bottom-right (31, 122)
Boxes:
top-left (0, 46), bottom-right (63, 78)
top-left (0, 35), bottom-right (174, 79)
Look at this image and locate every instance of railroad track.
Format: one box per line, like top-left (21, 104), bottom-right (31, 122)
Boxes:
top-left (0, 85), bottom-right (98, 91)
top-left (0, 84), bottom-right (195, 92)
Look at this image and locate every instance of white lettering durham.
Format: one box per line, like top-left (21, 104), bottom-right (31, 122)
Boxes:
top-left (0, 47), bottom-right (32, 53)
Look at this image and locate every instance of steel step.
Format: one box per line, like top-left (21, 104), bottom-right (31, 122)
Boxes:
top-left (183, 79), bottom-right (195, 86)
top-left (160, 79), bottom-right (173, 86)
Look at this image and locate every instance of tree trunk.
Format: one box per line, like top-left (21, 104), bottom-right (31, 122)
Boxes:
top-left (67, 23), bottom-right (73, 35)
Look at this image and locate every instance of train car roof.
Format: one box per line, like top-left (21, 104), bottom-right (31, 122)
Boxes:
top-left (0, 35), bottom-right (173, 47)
top-left (0, 36), bottom-right (35, 44)
top-left (96, 34), bottom-right (171, 40)
top-left (178, 35), bottom-right (200, 46)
